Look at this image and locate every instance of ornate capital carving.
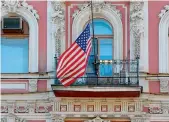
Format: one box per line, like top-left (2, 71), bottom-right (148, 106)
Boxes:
top-left (84, 116), bottom-right (110, 122)
top-left (52, 115), bottom-right (65, 122)
top-left (1, 0), bottom-right (39, 19)
top-left (29, 79), bottom-right (37, 92)
top-left (51, 1), bottom-right (65, 56)
top-left (130, 2), bottom-right (144, 58)
top-left (160, 79), bottom-right (169, 93)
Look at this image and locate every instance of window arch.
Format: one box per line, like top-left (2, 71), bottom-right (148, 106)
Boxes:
top-left (72, 4), bottom-right (123, 60)
top-left (159, 6), bottom-right (169, 73)
top-left (1, 1), bottom-right (39, 73)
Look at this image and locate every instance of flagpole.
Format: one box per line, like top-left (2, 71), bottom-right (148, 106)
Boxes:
top-left (90, 0), bottom-right (99, 84)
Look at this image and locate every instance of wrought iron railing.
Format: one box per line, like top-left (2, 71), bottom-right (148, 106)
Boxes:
top-left (55, 57), bottom-right (139, 87)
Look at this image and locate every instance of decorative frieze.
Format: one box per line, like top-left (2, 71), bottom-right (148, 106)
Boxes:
top-left (148, 104), bottom-right (163, 114)
top-left (130, 2), bottom-right (144, 58)
top-left (160, 79), bottom-right (169, 93)
top-left (1, 1), bottom-right (39, 19)
top-left (15, 106), bottom-right (29, 113)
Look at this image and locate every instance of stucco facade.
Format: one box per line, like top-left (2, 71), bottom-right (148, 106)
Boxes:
top-left (1, 1), bottom-right (169, 122)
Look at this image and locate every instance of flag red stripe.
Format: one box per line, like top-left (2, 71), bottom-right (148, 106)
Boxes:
top-left (57, 54), bottom-right (85, 78)
top-left (57, 42), bottom-right (78, 71)
top-left (57, 50), bottom-right (85, 77)
top-left (61, 67), bottom-right (86, 85)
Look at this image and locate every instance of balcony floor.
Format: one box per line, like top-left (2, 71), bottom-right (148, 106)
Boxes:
top-left (52, 85), bottom-right (142, 97)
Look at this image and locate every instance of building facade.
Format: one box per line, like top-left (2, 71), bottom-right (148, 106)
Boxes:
top-left (1, 0), bottom-right (169, 122)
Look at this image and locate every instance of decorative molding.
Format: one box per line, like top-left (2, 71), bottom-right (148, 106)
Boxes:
top-left (29, 79), bottom-right (37, 92)
top-left (130, 2), bottom-right (144, 58)
top-left (15, 106), bottom-right (29, 113)
top-left (1, 118), bottom-right (7, 122)
top-left (131, 117), bottom-right (147, 122)
top-left (72, 2), bottom-right (121, 20)
top-left (1, 1), bottom-right (39, 19)
top-left (84, 116), bottom-right (110, 122)
top-left (158, 5), bottom-right (169, 18)
top-left (159, 4), bottom-right (169, 73)
top-left (160, 80), bottom-right (169, 93)
top-left (1, 113), bottom-right (26, 122)
top-left (1, 1), bottom-right (39, 72)
top-left (51, 1), bottom-right (65, 57)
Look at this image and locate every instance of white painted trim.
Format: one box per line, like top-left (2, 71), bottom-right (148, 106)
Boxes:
top-left (140, 1), bottom-right (149, 72)
top-left (159, 6), bottom-right (169, 74)
top-left (1, 83), bottom-right (27, 90)
top-left (47, 1), bottom-right (55, 72)
top-left (1, 6), bottom-right (39, 73)
top-left (72, 5), bottom-right (123, 60)
top-left (52, 86), bottom-right (141, 92)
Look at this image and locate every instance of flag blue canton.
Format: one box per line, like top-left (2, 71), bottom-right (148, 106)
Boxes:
top-left (75, 24), bottom-right (90, 52)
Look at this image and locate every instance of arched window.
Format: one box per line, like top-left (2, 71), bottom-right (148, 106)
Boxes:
top-left (1, 15), bottom-right (29, 73)
top-left (86, 19), bottom-right (113, 77)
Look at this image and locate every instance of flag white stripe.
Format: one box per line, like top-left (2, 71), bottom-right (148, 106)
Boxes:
top-left (59, 61), bottom-right (85, 81)
top-left (57, 54), bottom-right (85, 77)
top-left (57, 43), bottom-right (78, 71)
top-left (58, 44), bottom-right (81, 71)
top-left (57, 49), bottom-right (84, 76)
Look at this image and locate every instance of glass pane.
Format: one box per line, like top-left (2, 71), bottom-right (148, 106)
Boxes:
top-left (1, 38), bottom-right (29, 73)
top-left (99, 39), bottom-right (113, 76)
top-left (99, 39), bottom-right (113, 60)
top-left (91, 19), bottom-right (113, 35)
top-left (99, 63), bottom-right (113, 76)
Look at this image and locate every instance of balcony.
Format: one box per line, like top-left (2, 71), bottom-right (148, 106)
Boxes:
top-left (52, 58), bottom-right (142, 97)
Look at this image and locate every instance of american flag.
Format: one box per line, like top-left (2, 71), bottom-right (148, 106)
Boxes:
top-left (56, 24), bottom-right (91, 86)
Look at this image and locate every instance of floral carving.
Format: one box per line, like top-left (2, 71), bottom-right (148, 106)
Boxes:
top-left (29, 80), bottom-right (37, 92)
top-left (72, 2), bottom-right (121, 20)
top-left (51, 1), bottom-right (65, 56)
top-left (149, 107), bottom-right (163, 114)
top-left (1, 0), bottom-right (39, 19)
top-left (15, 106), bottom-right (29, 113)
top-left (1, 105), bottom-right (8, 113)
top-left (159, 5), bottom-right (169, 18)
top-left (35, 106), bottom-right (49, 113)
top-left (130, 2), bottom-right (144, 58)
top-left (160, 80), bottom-right (168, 93)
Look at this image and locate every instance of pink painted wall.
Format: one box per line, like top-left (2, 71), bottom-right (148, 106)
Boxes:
top-left (37, 80), bottom-right (47, 92)
top-left (148, 1), bottom-right (169, 74)
top-left (27, 1), bottom-right (47, 73)
top-left (65, 1), bottom-right (130, 59)
top-left (149, 81), bottom-right (160, 94)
